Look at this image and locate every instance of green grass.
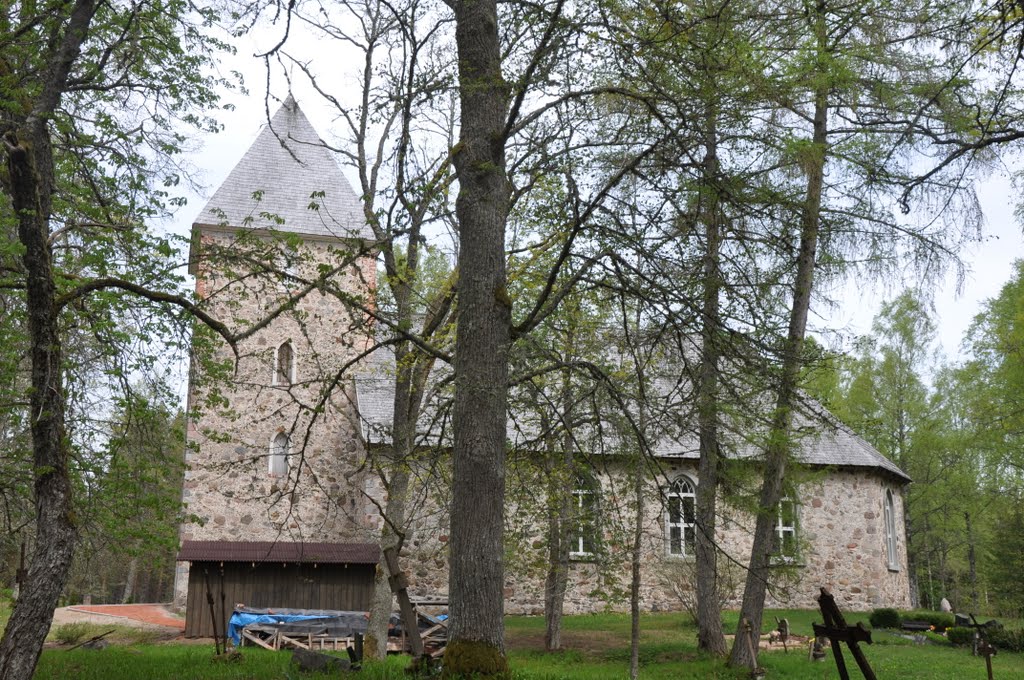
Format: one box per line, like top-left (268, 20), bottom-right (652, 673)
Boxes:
top-left (504, 609), bottom-right (1024, 679)
top-left (16, 609), bottom-right (1024, 678)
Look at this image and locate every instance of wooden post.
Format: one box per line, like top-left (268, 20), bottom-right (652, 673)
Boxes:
top-left (741, 617), bottom-right (764, 677)
top-left (203, 568), bottom-right (221, 655)
top-left (219, 566), bottom-right (228, 649)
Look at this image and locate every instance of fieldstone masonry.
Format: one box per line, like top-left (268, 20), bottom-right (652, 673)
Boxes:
top-left (173, 230), bottom-right (381, 608)
top-left (384, 463), bottom-right (910, 615)
top-left (175, 97), bottom-right (912, 615)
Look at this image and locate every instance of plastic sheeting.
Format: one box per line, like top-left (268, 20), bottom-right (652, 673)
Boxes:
top-left (227, 607), bottom-right (401, 645)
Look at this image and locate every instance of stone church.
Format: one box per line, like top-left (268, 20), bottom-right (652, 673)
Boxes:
top-left (173, 98), bottom-right (912, 636)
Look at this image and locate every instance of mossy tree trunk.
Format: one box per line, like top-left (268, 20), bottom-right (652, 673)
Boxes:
top-left (445, 0), bottom-right (512, 672)
top-left (0, 2), bottom-right (98, 676)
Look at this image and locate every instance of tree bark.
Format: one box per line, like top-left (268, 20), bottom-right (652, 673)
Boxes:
top-left (965, 510), bottom-right (978, 612)
top-left (0, 128), bottom-right (80, 680)
top-left (0, 4), bottom-right (98, 676)
top-left (542, 412), bottom-right (573, 652)
top-left (365, 468), bottom-right (410, 658)
top-left (694, 104), bottom-right (728, 658)
top-left (628, 457), bottom-right (645, 680)
top-left (728, 2), bottom-right (828, 668)
top-left (121, 556), bottom-right (139, 605)
top-left (445, 0), bottom-right (511, 673)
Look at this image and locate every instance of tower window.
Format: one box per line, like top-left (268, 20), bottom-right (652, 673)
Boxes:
top-left (275, 341), bottom-right (294, 385)
top-left (270, 432), bottom-right (289, 477)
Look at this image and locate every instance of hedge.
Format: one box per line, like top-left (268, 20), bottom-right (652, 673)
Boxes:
top-left (868, 608), bottom-right (901, 629)
top-left (868, 608), bottom-right (955, 632)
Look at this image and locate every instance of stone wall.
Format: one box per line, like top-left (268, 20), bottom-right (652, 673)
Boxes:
top-left (381, 459), bottom-right (912, 615)
top-left (174, 229), bottom-right (381, 608)
top-left (176, 228), bottom-right (911, 615)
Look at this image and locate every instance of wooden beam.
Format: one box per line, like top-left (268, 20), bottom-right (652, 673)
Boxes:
top-left (241, 630), bottom-right (276, 651)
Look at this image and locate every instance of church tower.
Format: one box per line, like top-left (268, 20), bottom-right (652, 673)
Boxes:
top-left (173, 98), bottom-right (382, 636)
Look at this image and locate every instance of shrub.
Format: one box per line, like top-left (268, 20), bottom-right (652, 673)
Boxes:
top-left (986, 627), bottom-right (1024, 653)
top-left (906, 610), bottom-right (955, 632)
top-left (947, 627), bottom-right (975, 647)
top-left (869, 608), bottom-right (901, 629)
top-left (52, 622), bottom-right (91, 645)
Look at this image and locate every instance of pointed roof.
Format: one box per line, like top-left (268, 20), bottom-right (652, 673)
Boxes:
top-left (195, 97), bottom-right (372, 241)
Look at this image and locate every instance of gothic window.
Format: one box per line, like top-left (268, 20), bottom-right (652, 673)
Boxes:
top-left (270, 432), bottom-right (289, 477)
top-left (666, 476), bottom-right (697, 557)
top-left (775, 497), bottom-right (798, 561)
top-left (274, 341), bottom-right (294, 386)
top-left (570, 473), bottom-right (600, 558)
top-left (884, 489), bottom-right (899, 569)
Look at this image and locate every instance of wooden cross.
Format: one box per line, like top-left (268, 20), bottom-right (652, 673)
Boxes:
top-left (812, 587), bottom-right (877, 680)
top-left (978, 639), bottom-right (996, 680)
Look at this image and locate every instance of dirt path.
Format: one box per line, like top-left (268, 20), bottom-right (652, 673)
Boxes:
top-left (52, 604), bottom-right (184, 634)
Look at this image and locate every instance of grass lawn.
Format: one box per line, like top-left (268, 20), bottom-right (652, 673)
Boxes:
top-left (506, 610), bottom-right (1024, 679)
top-left (24, 609), bottom-right (1024, 678)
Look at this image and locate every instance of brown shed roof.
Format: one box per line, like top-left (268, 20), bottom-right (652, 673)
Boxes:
top-left (177, 540), bottom-right (379, 565)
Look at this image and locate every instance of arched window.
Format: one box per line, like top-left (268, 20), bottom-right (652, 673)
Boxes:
top-left (570, 473), bottom-right (600, 558)
top-left (270, 432), bottom-right (289, 477)
top-left (666, 477), bottom-right (697, 556)
top-left (884, 489), bottom-right (899, 569)
top-left (274, 341), bottom-right (294, 386)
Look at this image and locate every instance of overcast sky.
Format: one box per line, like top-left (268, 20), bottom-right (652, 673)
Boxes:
top-left (170, 35), bottom-right (1024, 367)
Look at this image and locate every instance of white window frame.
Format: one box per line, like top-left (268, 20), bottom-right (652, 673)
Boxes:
top-left (665, 476), bottom-right (697, 557)
top-left (272, 340), bottom-right (296, 386)
top-left (884, 489), bottom-right (899, 570)
top-left (569, 476), bottom-right (599, 559)
top-left (775, 497), bottom-right (799, 562)
top-left (270, 432), bottom-right (289, 477)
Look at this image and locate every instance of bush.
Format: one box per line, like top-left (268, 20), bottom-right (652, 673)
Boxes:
top-left (52, 622), bottom-right (91, 645)
top-left (906, 610), bottom-right (955, 632)
top-left (869, 608), bottom-right (901, 629)
top-left (947, 627), bottom-right (975, 647)
top-left (986, 627), bottom-right (1024, 653)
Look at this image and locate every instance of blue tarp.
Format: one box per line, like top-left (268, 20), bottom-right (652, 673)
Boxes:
top-left (227, 611), bottom-right (328, 645)
top-left (226, 607), bottom-right (403, 646)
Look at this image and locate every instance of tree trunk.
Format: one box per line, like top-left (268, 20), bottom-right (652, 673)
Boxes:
top-left (904, 496), bottom-right (920, 607)
top-left (628, 457), bottom-right (645, 680)
top-left (121, 556), bottom-right (139, 605)
top-left (965, 511), bottom-right (978, 612)
top-left (366, 310), bottom-right (434, 658)
top-left (445, 0), bottom-right (511, 672)
top-left (728, 3), bottom-right (828, 668)
top-left (365, 468), bottom-right (411, 658)
top-left (0, 128), bottom-right (82, 679)
top-left (694, 103), bottom-right (728, 658)
top-left (0, 8), bottom-right (102, 677)
top-left (542, 472), bottom-right (571, 652)
top-left (543, 431), bottom-right (573, 651)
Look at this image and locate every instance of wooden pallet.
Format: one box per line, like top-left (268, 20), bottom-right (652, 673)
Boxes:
top-left (239, 626), bottom-right (403, 653)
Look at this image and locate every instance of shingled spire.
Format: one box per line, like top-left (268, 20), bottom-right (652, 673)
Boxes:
top-left (196, 96), bottom-right (371, 241)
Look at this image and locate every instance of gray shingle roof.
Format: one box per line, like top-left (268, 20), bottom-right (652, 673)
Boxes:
top-left (355, 363), bottom-right (910, 483)
top-left (195, 97), bottom-right (373, 241)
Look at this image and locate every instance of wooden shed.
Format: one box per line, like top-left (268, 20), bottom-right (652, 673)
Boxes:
top-left (177, 540), bottom-right (378, 638)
